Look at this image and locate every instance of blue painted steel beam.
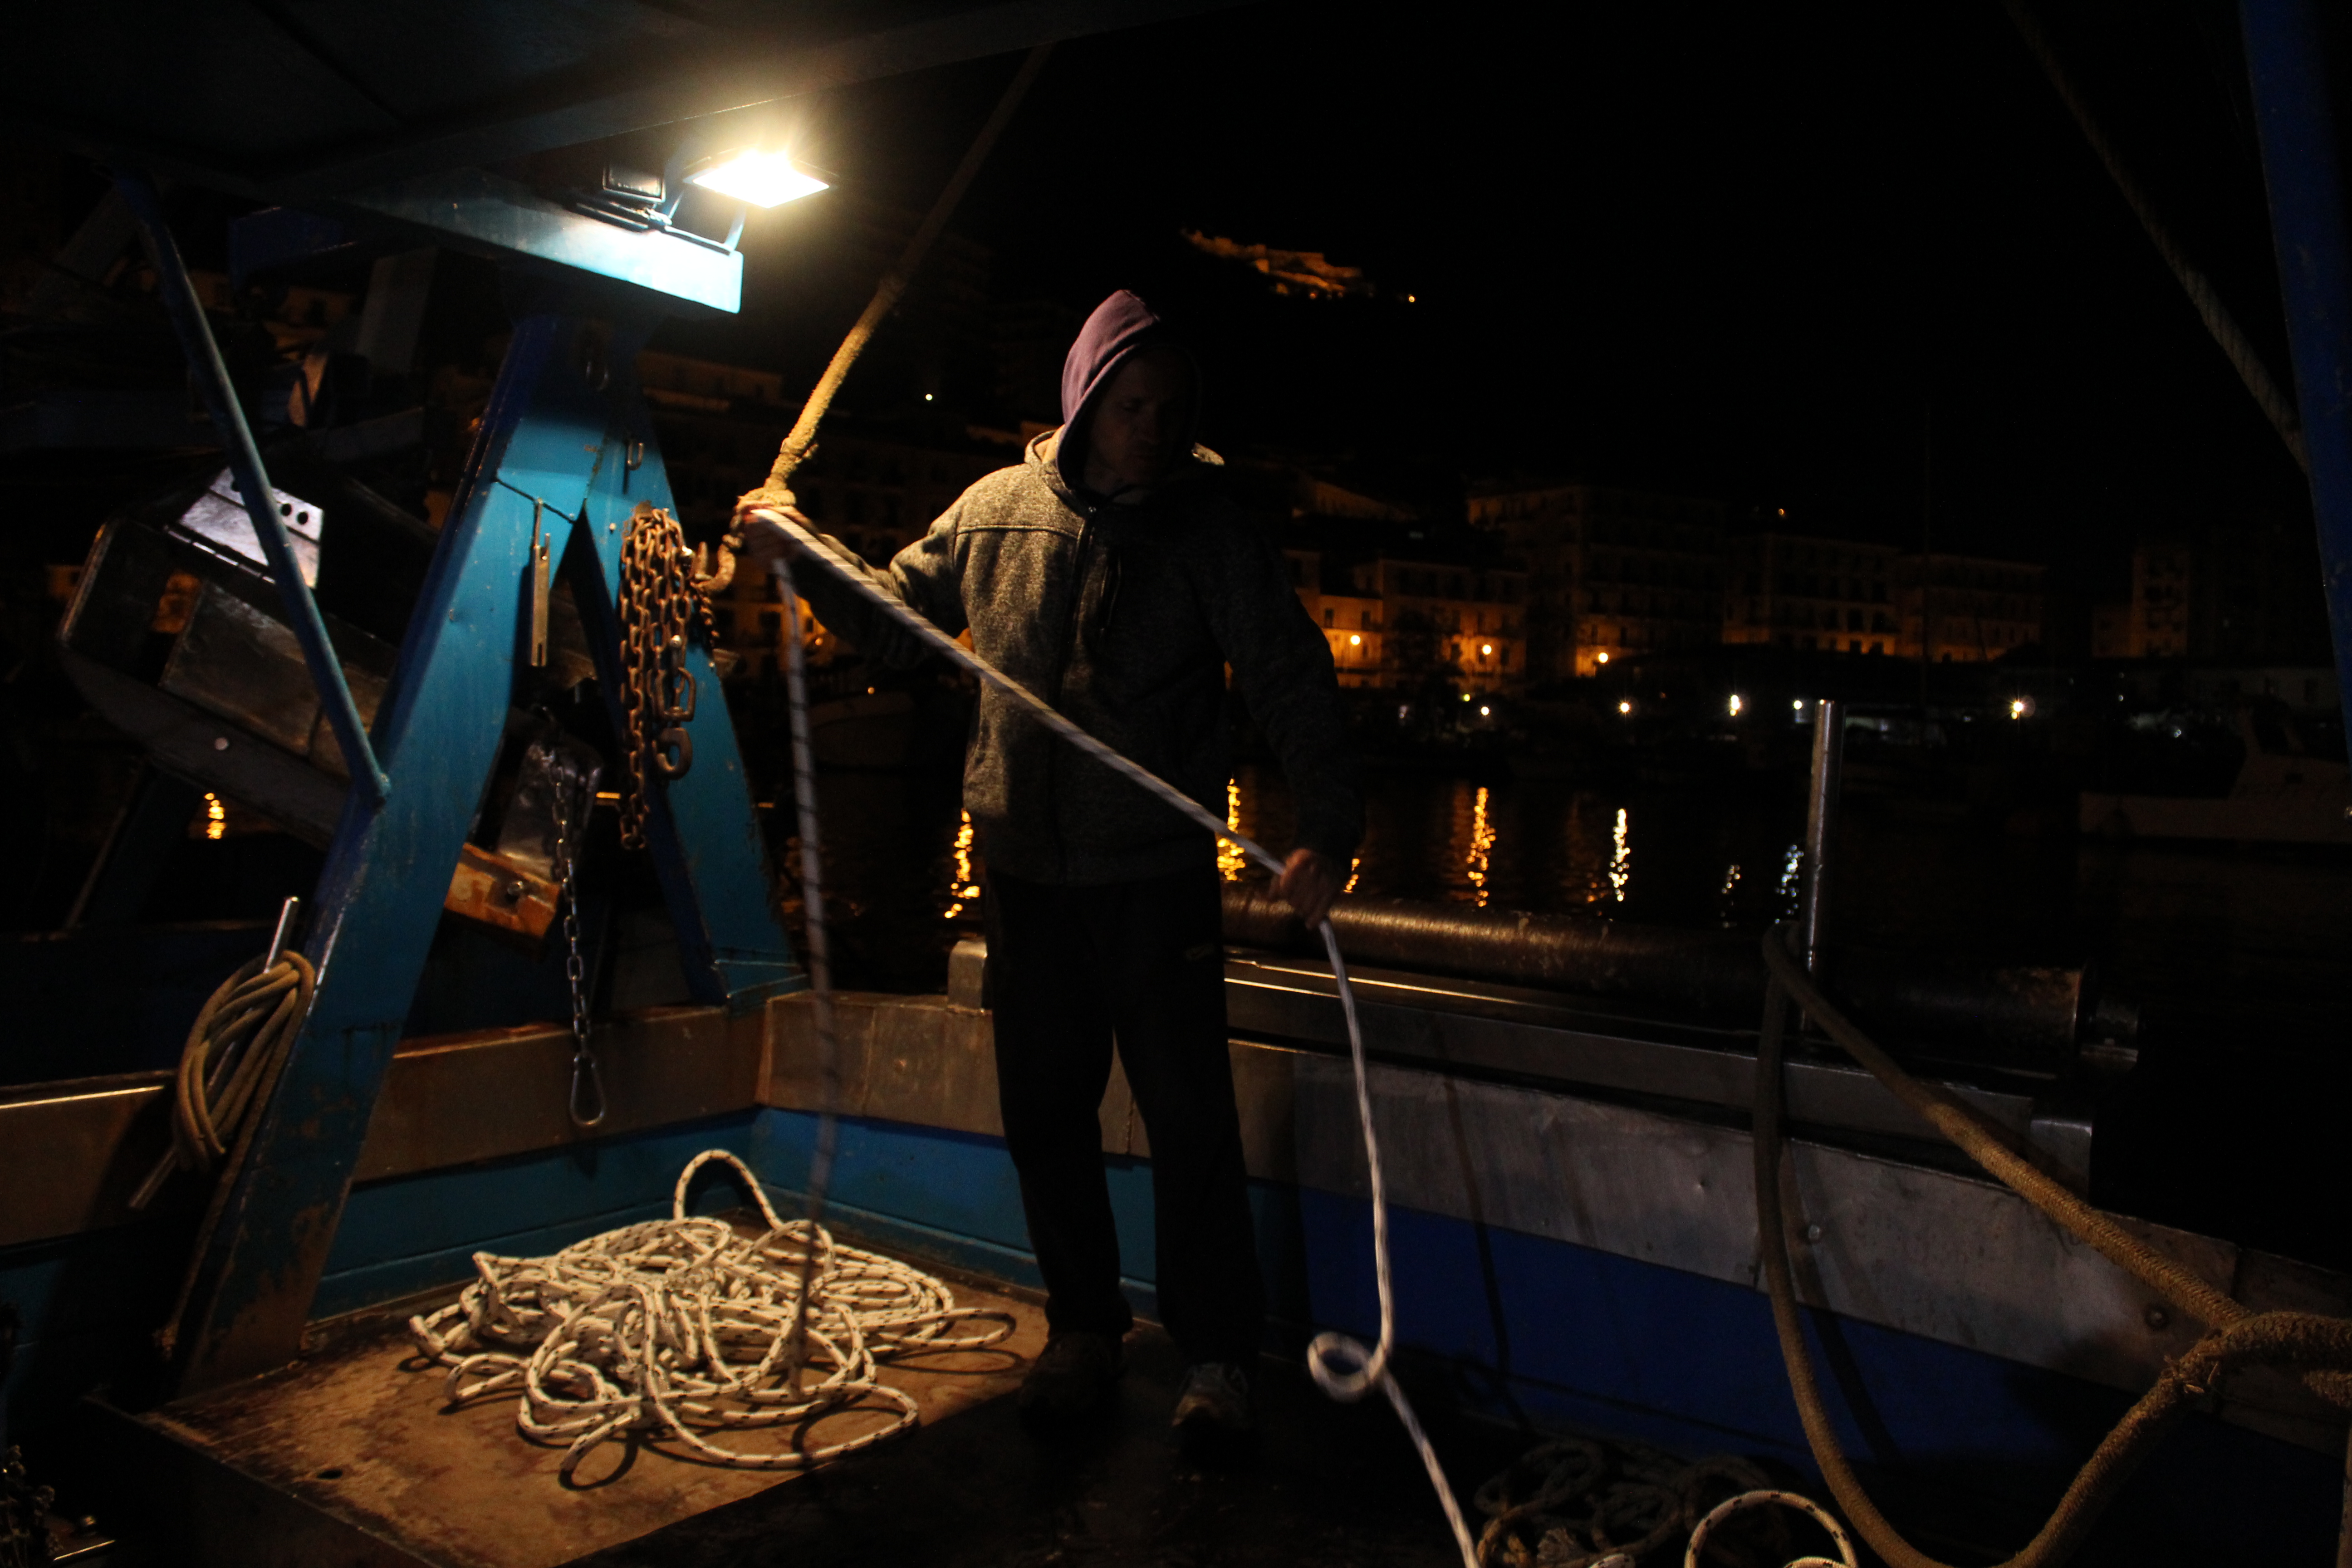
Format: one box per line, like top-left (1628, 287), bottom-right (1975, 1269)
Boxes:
top-left (169, 305), bottom-right (800, 1392)
top-left (114, 173), bottom-right (391, 805)
top-left (2240, 0), bottom-right (2352, 744)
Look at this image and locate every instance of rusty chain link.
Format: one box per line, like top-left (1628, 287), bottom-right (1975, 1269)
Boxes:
top-left (617, 503), bottom-right (725, 848)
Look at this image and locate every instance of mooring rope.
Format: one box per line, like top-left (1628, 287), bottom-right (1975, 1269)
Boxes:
top-left (1470, 1435), bottom-right (1857, 1568)
top-left (1754, 926), bottom-right (2352, 1568)
top-left (408, 1149), bottom-right (1014, 1477)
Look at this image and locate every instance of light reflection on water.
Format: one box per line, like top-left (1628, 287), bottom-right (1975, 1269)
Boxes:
top-left (1609, 807), bottom-right (1630, 904)
top-left (1218, 779), bottom-right (1250, 881)
top-left (1465, 785), bottom-right (1495, 907)
top-left (942, 810), bottom-right (978, 920)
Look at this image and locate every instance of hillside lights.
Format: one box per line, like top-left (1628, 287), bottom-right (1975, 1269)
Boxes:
top-left (688, 148), bottom-right (829, 207)
top-left (1618, 700), bottom-right (1633, 715)
top-left (1728, 693), bottom-right (1744, 717)
top-left (2010, 696), bottom-right (2035, 719)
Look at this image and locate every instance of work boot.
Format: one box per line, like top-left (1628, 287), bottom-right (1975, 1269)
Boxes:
top-left (1018, 1331), bottom-right (1122, 1426)
top-left (1172, 1360), bottom-right (1255, 1457)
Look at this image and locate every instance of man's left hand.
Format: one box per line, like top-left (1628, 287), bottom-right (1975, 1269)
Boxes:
top-left (1275, 848), bottom-right (1343, 929)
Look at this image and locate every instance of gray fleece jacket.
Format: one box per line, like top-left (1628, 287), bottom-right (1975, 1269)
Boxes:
top-left (796, 431), bottom-right (1362, 886)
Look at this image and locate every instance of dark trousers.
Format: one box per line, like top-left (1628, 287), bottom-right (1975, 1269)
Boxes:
top-left (983, 861), bottom-right (1264, 1365)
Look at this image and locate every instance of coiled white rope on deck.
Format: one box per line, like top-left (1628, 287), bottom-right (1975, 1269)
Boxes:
top-left (408, 1150), bottom-right (1013, 1476)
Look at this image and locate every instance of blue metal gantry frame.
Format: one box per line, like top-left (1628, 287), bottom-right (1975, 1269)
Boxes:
top-left (117, 191), bottom-right (802, 1390)
top-left (2241, 0), bottom-right (2352, 748)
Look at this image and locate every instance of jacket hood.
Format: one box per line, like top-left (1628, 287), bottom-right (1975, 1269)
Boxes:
top-left (1055, 289), bottom-right (1199, 490)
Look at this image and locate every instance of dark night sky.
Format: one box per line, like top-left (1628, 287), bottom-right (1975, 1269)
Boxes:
top-left (657, 1), bottom-right (2339, 600)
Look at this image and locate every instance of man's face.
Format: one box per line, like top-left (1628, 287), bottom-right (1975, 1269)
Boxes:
top-left (1082, 347), bottom-right (1193, 491)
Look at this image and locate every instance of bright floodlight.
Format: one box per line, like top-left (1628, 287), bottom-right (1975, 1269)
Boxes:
top-left (1596, 651), bottom-right (1610, 665)
top-left (690, 150), bottom-right (828, 207)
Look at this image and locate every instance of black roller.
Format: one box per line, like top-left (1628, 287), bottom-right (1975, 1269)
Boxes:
top-left (1222, 887), bottom-right (2102, 1071)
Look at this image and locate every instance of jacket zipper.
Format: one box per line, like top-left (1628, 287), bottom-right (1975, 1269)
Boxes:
top-left (1043, 507), bottom-right (1098, 881)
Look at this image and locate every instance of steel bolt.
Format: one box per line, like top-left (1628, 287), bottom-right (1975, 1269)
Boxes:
top-left (2143, 1304), bottom-right (2171, 1331)
top-left (1803, 1224), bottom-right (1823, 1244)
top-left (213, 736), bottom-right (230, 751)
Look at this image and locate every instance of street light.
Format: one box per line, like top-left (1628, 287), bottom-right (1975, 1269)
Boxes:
top-left (1618, 700), bottom-right (1632, 715)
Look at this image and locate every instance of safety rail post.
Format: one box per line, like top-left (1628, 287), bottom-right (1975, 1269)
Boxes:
top-left (113, 172), bottom-right (391, 806)
top-left (2240, 0), bottom-right (2352, 768)
top-left (1800, 698), bottom-right (1843, 980)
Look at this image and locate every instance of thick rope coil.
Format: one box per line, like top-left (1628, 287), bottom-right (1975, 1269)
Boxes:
top-left (131, 949), bottom-right (316, 1211)
top-left (1754, 927), bottom-right (2352, 1568)
top-left (408, 1150), bottom-right (1014, 1477)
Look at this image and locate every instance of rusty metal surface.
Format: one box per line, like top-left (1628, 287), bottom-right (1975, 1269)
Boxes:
top-left (122, 1259), bottom-right (1046, 1568)
top-left (0, 1073), bottom-right (172, 1248)
top-left (60, 651), bottom-right (347, 845)
top-left (441, 843), bottom-right (559, 944)
top-left (776, 992), bottom-right (2348, 1453)
top-left (764, 992), bottom-right (1137, 1156)
top-left (352, 1006), bottom-right (765, 1183)
top-left (1222, 886), bottom-right (2093, 1068)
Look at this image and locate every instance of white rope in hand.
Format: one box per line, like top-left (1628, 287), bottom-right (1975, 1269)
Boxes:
top-left (749, 507), bottom-right (1480, 1567)
top-left (408, 1150), bottom-right (1014, 1477)
top-left (750, 509), bottom-right (1856, 1568)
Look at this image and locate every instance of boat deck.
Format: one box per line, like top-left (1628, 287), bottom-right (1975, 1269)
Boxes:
top-left (70, 1246), bottom-right (1512, 1568)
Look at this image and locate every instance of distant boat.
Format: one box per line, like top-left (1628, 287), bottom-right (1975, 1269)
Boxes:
top-left (2079, 708), bottom-right (2352, 844)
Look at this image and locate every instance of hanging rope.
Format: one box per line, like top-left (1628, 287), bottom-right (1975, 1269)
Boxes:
top-left (408, 1150), bottom-right (1014, 1477)
top-left (735, 43), bottom-right (1054, 519)
top-left (2000, 0), bottom-right (2308, 475)
top-left (1753, 926), bottom-right (2352, 1568)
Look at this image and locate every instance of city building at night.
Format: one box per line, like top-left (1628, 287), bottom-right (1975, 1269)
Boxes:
top-left (1723, 532), bottom-right (1902, 654)
top-left (2100, 523), bottom-right (2331, 663)
top-left (1897, 553), bottom-right (2047, 662)
top-left (1469, 482), bottom-right (1725, 678)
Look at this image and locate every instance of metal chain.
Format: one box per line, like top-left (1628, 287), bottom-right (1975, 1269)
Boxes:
top-left (617, 505), bottom-right (718, 849)
top-left (549, 782), bottom-right (603, 1128)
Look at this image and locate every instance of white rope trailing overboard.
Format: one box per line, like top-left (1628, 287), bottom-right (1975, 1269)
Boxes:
top-left (407, 1150), bottom-right (1014, 1477)
top-left (755, 511), bottom-right (1857, 1568)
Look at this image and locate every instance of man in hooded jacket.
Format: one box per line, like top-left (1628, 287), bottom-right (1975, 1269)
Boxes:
top-left (740, 291), bottom-right (1360, 1439)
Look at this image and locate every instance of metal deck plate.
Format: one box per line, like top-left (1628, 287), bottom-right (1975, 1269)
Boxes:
top-left (83, 1253), bottom-right (1048, 1568)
